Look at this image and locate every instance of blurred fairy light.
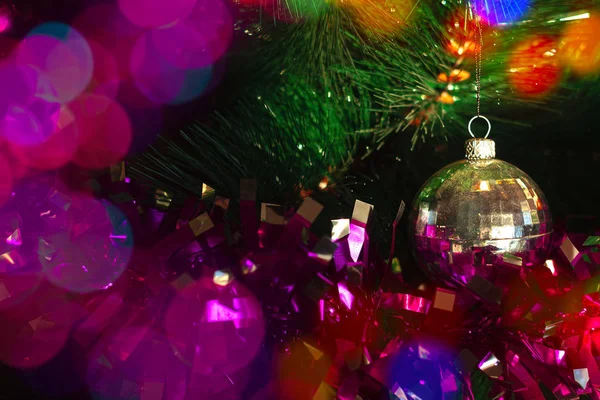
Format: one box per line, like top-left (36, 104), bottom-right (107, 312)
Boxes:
top-left (0, 8), bottom-right (10, 32)
top-left (558, 12), bottom-right (590, 23)
top-left (471, 0), bottom-right (531, 26)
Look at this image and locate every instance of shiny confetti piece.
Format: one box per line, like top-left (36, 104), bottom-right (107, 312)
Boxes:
top-left (432, 288), bottom-right (456, 312)
top-left (583, 236), bottom-right (600, 246)
top-left (5, 228), bottom-right (22, 246)
top-left (0, 282), bottom-right (10, 302)
top-left (0, 249), bottom-right (25, 272)
top-left (561, 236), bottom-right (580, 265)
top-left (303, 341), bottom-right (325, 361)
top-left (261, 203), bottom-right (286, 225)
top-left (331, 219), bottom-right (350, 241)
top-left (349, 200), bottom-right (373, 262)
top-left (188, 212), bottom-right (214, 236)
top-left (37, 238), bottom-right (56, 262)
top-left (297, 197), bottom-right (324, 225)
top-left (574, 368), bottom-right (590, 389)
top-left (337, 282), bottom-right (354, 310)
top-left (309, 237), bottom-right (338, 263)
top-left (47, 188), bottom-right (72, 210)
top-left (478, 353), bottom-right (502, 378)
top-left (454, 349), bottom-right (479, 374)
top-left (213, 269), bottom-right (234, 286)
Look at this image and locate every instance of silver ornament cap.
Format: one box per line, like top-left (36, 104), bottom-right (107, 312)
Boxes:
top-left (465, 138), bottom-right (495, 162)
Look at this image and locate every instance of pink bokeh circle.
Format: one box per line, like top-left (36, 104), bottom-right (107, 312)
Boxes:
top-left (87, 40), bottom-right (121, 100)
top-left (16, 22), bottom-right (93, 104)
top-left (0, 62), bottom-right (61, 147)
top-left (130, 28), bottom-right (213, 105)
top-left (185, 0), bottom-right (233, 65)
top-left (42, 193), bottom-right (133, 293)
top-left (118, 0), bottom-right (196, 29)
top-left (0, 286), bottom-right (83, 369)
top-left (73, 3), bottom-right (142, 40)
top-left (10, 105), bottom-right (78, 170)
top-left (165, 277), bottom-right (265, 376)
top-left (70, 93), bottom-right (132, 169)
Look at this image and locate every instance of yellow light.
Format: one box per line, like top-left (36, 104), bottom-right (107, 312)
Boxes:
top-left (559, 13), bottom-right (590, 22)
top-left (479, 181), bottom-right (490, 191)
top-left (1, 252), bottom-right (14, 264)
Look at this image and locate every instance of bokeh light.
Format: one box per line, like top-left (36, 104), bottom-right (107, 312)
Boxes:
top-left (87, 40), bottom-right (121, 100)
top-left (508, 35), bottom-right (561, 97)
top-left (384, 340), bottom-right (457, 400)
top-left (345, 0), bottom-right (415, 34)
top-left (118, 0), bottom-right (196, 29)
top-left (73, 3), bottom-right (142, 41)
top-left (0, 285), bottom-right (83, 369)
top-left (186, 0), bottom-right (233, 65)
top-left (70, 94), bottom-right (132, 169)
top-left (0, 273), bottom-right (43, 311)
top-left (472, 0), bottom-right (531, 26)
top-left (0, 209), bottom-right (44, 311)
top-left (85, 327), bottom-right (174, 399)
top-left (42, 194), bottom-right (133, 293)
top-left (10, 106), bottom-right (79, 170)
top-left (0, 63), bottom-right (61, 147)
top-left (16, 23), bottom-right (93, 104)
top-left (445, 9), bottom-right (479, 57)
top-left (560, 15), bottom-right (600, 75)
top-left (130, 28), bottom-right (213, 105)
top-left (0, 7), bottom-right (11, 33)
top-left (152, 22), bottom-right (213, 70)
top-left (165, 277), bottom-right (265, 377)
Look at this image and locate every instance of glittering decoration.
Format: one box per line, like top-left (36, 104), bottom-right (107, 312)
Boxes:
top-left (2, 165), bottom-right (600, 399)
top-left (409, 137), bottom-right (553, 287)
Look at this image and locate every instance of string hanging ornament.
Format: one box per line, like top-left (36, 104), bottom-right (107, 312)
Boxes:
top-left (408, 1), bottom-right (553, 289)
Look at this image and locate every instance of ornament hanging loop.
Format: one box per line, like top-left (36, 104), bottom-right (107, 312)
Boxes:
top-left (468, 115), bottom-right (491, 138)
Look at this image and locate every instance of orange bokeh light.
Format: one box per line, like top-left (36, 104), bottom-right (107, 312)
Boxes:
top-left (560, 15), bottom-right (600, 75)
top-left (508, 35), bottom-right (562, 97)
top-left (344, 0), bottom-right (415, 34)
top-left (437, 69), bottom-right (471, 83)
top-left (445, 8), bottom-right (481, 57)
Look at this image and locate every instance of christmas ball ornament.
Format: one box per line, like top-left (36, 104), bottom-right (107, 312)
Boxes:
top-left (409, 118), bottom-right (553, 287)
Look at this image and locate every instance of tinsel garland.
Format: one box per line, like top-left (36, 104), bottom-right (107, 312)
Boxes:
top-left (2, 167), bottom-right (600, 399)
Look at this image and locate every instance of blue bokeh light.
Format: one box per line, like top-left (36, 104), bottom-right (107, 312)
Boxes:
top-left (473, 0), bottom-right (531, 26)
